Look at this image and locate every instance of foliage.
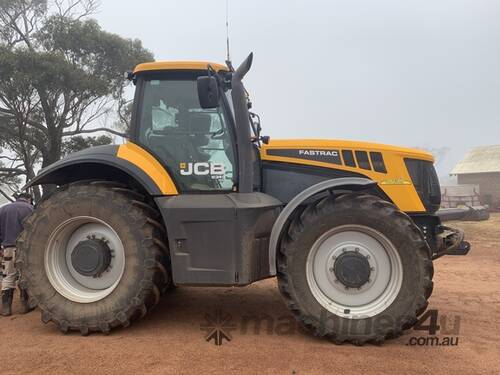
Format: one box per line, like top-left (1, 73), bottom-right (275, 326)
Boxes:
top-left (61, 134), bottom-right (112, 157)
top-left (0, 0), bottom-right (153, 199)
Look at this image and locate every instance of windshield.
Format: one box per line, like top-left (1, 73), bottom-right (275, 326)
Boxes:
top-left (137, 78), bottom-right (236, 192)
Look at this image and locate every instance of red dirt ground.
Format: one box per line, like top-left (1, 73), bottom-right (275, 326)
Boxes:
top-left (1, 215), bottom-right (499, 374)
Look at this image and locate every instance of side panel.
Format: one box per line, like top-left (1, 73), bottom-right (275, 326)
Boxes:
top-left (155, 192), bottom-right (282, 285)
top-left (262, 161), bottom-right (367, 203)
top-left (261, 144), bottom-right (426, 212)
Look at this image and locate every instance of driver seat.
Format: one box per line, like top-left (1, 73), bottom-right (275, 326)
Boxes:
top-left (186, 113), bottom-right (212, 162)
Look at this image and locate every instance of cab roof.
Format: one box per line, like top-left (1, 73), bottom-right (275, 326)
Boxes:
top-left (133, 61), bottom-right (229, 74)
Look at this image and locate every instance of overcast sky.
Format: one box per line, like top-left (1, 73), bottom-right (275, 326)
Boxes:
top-left (95, 0), bottom-right (500, 178)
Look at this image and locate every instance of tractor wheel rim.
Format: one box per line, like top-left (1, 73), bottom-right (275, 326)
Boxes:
top-left (45, 216), bottom-right (126, 303)
top-left (306, 224), bottom-right (403, 319)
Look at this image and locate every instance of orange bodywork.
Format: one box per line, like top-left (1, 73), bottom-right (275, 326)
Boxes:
top-left (261, 139), bottom-right (434, 212)
top-left (117, 142), bottom-right (178, 195)
top-left (133, 61), bottom-right (228, 74)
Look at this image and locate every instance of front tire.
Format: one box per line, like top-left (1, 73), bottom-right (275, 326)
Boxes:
top-left (16, 181), bottom-right (170, 335)
top-left (277, 194), bottom-right (434, 345)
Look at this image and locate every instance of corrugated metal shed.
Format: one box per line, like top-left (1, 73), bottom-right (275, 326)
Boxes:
top-left (451, 145), bottom-right (500, 175)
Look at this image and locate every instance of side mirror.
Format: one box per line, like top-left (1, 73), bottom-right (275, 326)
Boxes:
top-left (197, 76), bottom-right (219, 109)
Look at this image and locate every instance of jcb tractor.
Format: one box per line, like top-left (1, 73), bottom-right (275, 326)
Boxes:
top-left (19, 54), bottom-right (469, 344)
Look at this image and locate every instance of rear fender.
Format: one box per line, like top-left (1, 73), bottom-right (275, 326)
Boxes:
top-left (25, 144), bottom-right (178, 196)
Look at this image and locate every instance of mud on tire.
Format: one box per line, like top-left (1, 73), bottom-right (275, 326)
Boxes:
top-left (277, 193), bottom-right (434, 345)
top-left (16, 181), bottom-right (171, 335)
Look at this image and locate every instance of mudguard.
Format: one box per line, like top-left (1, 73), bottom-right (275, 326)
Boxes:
top-left (268, 177), bottom-right (376, 275)
top-left (25, 143), bottom-right (178, 196)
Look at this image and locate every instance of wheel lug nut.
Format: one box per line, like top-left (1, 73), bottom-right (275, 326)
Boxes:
top-left (370, 267), bottom-right (375, 271)
top-left (365, 255), bottom-right (370, 259)
top-left (355, 247), bottom-right (359, 252)
top-left (329, 267), bottom-right (334, 272)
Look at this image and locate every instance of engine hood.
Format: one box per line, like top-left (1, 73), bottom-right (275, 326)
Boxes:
top-left (261, 139), bottom-right (434, 162)
top-left (260, 138), bottom-right (434, 213)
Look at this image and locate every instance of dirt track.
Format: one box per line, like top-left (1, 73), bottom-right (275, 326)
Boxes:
top-left (2, 215), bottom-right (500, 375)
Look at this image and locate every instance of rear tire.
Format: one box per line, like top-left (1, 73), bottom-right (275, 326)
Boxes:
top-left (16, 181), bottom-right (170, 334)
top-left (277, 194), bottom-right (434, 345)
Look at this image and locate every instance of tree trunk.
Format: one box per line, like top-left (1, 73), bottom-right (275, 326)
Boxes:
top-left (40, 134), bottom-right (63, 198)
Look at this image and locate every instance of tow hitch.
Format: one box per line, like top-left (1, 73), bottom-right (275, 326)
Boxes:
top-left (433, 226), bottom-right (471, 260)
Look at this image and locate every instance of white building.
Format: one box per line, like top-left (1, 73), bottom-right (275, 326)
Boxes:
top-left (451, 145), bottom-right (500, 208)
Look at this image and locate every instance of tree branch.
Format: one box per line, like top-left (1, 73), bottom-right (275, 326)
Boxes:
top-left (0, 188), bottom-right (14, 203)
top-left (55, 0), bottom-right (99, 20)
top-left (63, 127), bottom-right (126, 138)
top-left (0, 108), bottom-right (47, 134)
top-left (2, 8), bottom-right (34, 50)
top-left (0, 155), bottom-right (22, 162)
top-left (0, 167), bottom-right (26, 175)
top-left (0, 123), bottom-right (48, 153)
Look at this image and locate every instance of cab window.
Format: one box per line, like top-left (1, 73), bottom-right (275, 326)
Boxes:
top-left (138, 78), bottom-right (235, 192)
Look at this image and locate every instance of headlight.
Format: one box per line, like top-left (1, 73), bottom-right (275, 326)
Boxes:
top-left (405, 159), bottom-right (441, 213)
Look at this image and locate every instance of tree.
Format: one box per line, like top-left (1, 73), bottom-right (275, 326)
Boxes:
top-left (61, 134), bottom-right (112, 157)
top-left (0, 155), bottom-right (23, 202)
top-left (0, 0), bottom-right (153, 199)
top-left (0, 137), bottom-right (37, 199)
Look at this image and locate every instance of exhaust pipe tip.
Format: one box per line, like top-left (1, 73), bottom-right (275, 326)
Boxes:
top-left (234, 52), bottom-right (253, 80)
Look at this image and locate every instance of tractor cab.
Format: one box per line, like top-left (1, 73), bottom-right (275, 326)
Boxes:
top-left (130, 58), bottom-right (256, 194)
top-left (126, 55), bottom-right (282, 285)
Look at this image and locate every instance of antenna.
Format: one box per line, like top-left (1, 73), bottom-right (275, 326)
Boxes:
top-left (225, 0), bottom-right (234, 70)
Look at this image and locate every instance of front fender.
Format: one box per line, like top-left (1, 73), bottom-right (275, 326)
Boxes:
top-left (268, 177), bottom-right (376, 275)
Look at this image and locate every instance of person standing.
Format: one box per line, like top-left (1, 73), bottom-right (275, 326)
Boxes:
top-left (0, 192), bottom-right (33, 316)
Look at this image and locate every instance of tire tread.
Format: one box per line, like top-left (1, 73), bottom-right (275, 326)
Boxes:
top-left (277, 193), bottom-right (434, 345)
top-left (16, 180), bottom-right (171, 335)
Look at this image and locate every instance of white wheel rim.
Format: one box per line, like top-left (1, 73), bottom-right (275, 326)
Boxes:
top-left (306, 224), bottom-right (403, 319)
top-left (45, 216), bottom-right (126, 303)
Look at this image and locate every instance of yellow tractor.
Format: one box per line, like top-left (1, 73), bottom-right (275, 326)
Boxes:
top-left (19, 54), bottom-right (469, 344)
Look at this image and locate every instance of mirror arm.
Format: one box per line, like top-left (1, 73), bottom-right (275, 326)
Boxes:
top-left (249, 112), bottom-right (261, 146)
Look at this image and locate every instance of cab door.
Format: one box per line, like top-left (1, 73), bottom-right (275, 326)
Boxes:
top-left (134, 73), bottom-right (237, 192)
